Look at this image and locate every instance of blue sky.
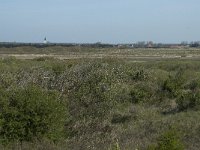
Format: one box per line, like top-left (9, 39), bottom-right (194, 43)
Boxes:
top-left (0, 0), bottom-right (199, 43)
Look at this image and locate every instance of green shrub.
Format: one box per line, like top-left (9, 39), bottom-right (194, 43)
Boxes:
top-left (65, 62), bottom-right (118, 148)
top-left (0, 86), bottom-right (66, 145)
top-left (148, 129), bottom-right (185, 150)
top-left (0, 73), bottom-right (15, 88)
top-left (51, 63), bottom-right (66, 75)
top-left (129, 84), bottom-right (152, 104)
top-left (131, 69), bottom-right (148, 81)
top-left (161, 70), bottom-right (185, 98)
top-left (162, 78), bottom-right (177, 94)
top-left (184, 79), bottom-right (200, 91)
top-left (176, 90), bottom-right (200, 111)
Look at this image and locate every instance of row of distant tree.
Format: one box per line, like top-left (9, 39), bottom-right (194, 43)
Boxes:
top-left (0, 41), bottom-right (200, 48)
top-left (124, 41), bottom-right (200, 48)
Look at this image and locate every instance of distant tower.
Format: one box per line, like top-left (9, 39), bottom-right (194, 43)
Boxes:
top-left (43, 37), bottom-right (47, 44)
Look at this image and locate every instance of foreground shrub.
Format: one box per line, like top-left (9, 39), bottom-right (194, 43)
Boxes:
top-left (148, 129), bottom-right (185, 150)
top-left (0, 86), bottom-right (66, 145)
top-left (161, 70), bottom-right (185, 98)
top-left (65, 62), bottom-right (119, 149)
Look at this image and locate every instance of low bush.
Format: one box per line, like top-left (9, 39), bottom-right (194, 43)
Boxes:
top-left (0, 86), bottom-right (66, 146)
top-left (176, 90), bottom-right (200, 111)
top-left (131, 69), bottom-right (149, 81)
top-left (148, 129), bottom-right (185, 150)
top-left (184, 79), bottom-right (200, 91)
top-left (51, 63), bottom-right (66, 75)
top-left (129, 84), bottom-right (153, 104)
top-left (161, 70), bottom-right (185, 98)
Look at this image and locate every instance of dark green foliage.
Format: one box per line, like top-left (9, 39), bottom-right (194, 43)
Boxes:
top-left (148, 129), bottom-right (185, 150)
top-left (130, 88), bottom-right (148, 104)
top-left (131, 69), bottom-right (148, 81)
top-left (176, 90), bottom-right (200, 111)
top-left (51, 63), bottom-right (66, 75)
top-left (162, 78), bottom-right (177, 94)
top-left (130, 89), bottom-right (148, 104)
top-left (161, 70), bottom-right (185, 97)
top-left (129, 84), bottom-right (153, 104)
top-left (111, 113), bottom-right (131, 124)
top-left (0, 86), bottom-right (66, 145)
top-left (184, 79), bottom-right (200, 91)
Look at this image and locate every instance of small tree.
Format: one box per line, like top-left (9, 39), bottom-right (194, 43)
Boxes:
top-left (0, 86), bottom-right (66, 146)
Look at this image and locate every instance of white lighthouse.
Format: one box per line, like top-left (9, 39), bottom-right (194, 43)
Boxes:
top-left (43, 37), bottom-right (48, 44)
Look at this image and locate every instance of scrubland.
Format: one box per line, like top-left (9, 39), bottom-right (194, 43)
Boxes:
top-left (0, 47), bottom-right (200, 149)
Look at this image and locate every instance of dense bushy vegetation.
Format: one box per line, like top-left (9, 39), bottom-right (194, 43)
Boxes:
top-left (0, 57), bottom-right (200, 149)
top-left (147, 128), bottom-right (184, 150)
top-left (0, 86), bottom-right (66, 146)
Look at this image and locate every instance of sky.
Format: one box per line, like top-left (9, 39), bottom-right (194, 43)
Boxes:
top-left (0, 0), bottom-right (200, 43)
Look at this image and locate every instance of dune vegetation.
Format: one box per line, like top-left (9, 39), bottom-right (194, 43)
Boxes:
top-left (0, 54), bottom-right (200, 149)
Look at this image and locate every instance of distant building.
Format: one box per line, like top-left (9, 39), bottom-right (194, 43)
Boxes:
top-left (147, 41), bottom-right (153, 48)
top-left (43, 37), bottom-right (48, 44)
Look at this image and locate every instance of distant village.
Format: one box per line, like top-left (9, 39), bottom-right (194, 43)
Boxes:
top-left (0, 38), bottom-right (200, 49)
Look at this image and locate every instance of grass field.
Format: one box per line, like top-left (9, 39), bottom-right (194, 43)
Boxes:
top-left (0, 46), bottom-right (200, 150)
top-left (1, 46), bottom-right (200, 60)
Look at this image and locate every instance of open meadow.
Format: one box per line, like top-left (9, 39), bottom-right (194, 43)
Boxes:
top-left (0, 46), bottom-right (200, 149)
top-left (1, 46), bottom-right (200, 60)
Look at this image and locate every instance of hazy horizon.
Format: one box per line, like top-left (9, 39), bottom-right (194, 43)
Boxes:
top-left (1, 0), bottom-right (200, 44)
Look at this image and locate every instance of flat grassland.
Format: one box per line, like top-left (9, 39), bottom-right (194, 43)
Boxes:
top-left (1, 46), bottom-right (200, 60)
